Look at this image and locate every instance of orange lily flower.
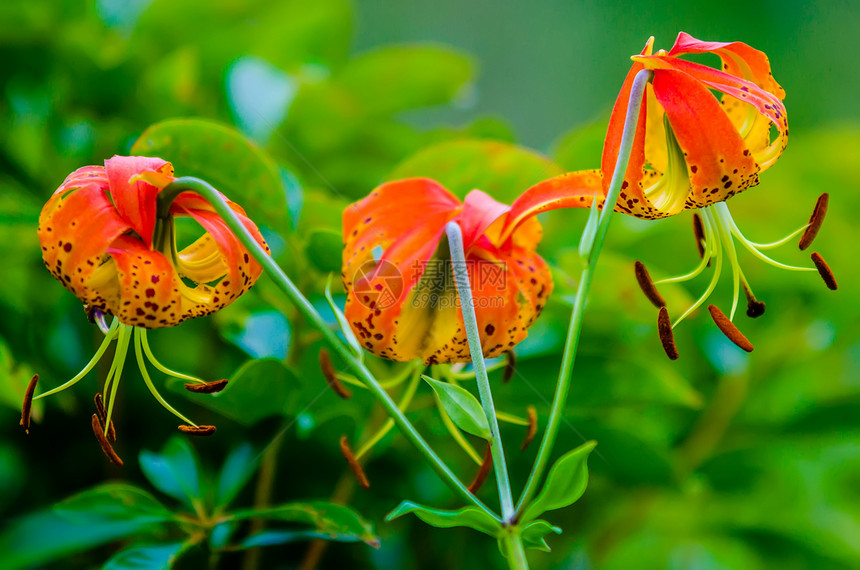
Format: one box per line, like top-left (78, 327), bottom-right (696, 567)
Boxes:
top-left (39, 156), bottom-right (265, 327)
top-left (26, 156), bottom-right (268, 463)
top-left (342, 175), bottom-right (603, 364)
top-left (530, 32), bottom-right (836, 357)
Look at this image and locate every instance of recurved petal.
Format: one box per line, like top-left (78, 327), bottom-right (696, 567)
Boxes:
top-left (459, 190), bottom-right (510, 248)
top-left (667, 32), bottom-right (785, 98)
top-left (499, 169), bottom-right (604, 243)
top-left (105, 156), bottom-right (174, 248)
top-left (38, 181), bottom-right (131, 301)
top-left (634, 56), bottom-right (787, 136)
top-left (106, 235), bottom-right (183, 328)
top-left (177, 207), bottom-right (266, 319)
top-left (652, 69), bottom-right (759, 208)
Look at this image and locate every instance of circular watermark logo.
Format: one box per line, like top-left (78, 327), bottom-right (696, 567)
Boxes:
top-left (353, 259), bottom-right (404, 310)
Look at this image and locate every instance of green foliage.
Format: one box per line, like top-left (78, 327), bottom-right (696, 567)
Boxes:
top-left (386, 501), bottom-right (501, 537)
top-left (130, 118), bottom-right (291, 235)
top-left (422, 375), bottom-right (491, 440)
top-left (0, 0), bottom-right (857, 568)
top-left (387, 139), bottom-right (564, 202)
top-left (520, 441), bottom-right (596, 524)
top-left (0, 437), bottom-right (376, 568)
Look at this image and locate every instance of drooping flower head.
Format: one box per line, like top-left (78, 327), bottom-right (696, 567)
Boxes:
top-left (39, 156), bottom-right (265, 327)
top-left (603, 32), bottom-right (788, 220)
top-left (342, 175), bottom-right (603, 364)
top-left (530, 33), bottom-right (835, 357)
top-left (25, 156), bottom-right (269, 463)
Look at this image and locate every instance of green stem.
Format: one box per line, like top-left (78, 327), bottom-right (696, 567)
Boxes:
top-left (159, 178), bottom-right (497, 521)
top-left (445, 222), bottom-right (515, 521)
top-left (515, 69), bottom-right (653, 516)
top-left (499, 528), bottom-right (529, 570)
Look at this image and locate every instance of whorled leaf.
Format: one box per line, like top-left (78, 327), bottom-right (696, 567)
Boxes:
top-left (385, 501), bottom-right (501, 537)
top-left (521, 519), bottom-right (562, 552)
top-left (520, 440), bottom-right (597, 523)
top-left (422, 375), bottom-right (491, 440)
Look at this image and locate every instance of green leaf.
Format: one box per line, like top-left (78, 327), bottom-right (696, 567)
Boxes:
top-left (422, 375), bottom-right (491, 440)
top-left (386, 501), bottom-right (501, 538)
top-left (103, 541), bottom-right (188, 570)
top-left (387, 139), bottom-right (564, 203)
top-left (520, 519), bottom-right (562, 552)
top-left (229, 501), bottom-right (378, 547)
top-left (305, 229), bottom-right (343, 273)
top-left (0, 508), bottom-right (164, 568)
top-left (521, 440), bottom-right (597, 523)
top-left (139, 438), bottom-right (201, 506)
top-left (54, 484), bottom-right (175, 524)
top-left (192, 358), bottom-right (302, 426)
top-left (216, 443), bottom-right (258, 509)
top-left (130, 118), bottom-right (291, 234)
top-left (339, 44), bottom-right (474, 115)
top-left (237, 529), bottom-right (369, 549)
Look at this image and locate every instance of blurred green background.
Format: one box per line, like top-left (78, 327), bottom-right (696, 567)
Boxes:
top-left (0, 0), bottom-right (858, 568)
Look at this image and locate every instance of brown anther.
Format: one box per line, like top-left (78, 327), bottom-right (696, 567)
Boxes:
top-left (708, 305), bottom-right (754, 352)
top-left (692, 213), bottom-right (707, 259)
top-left (94, 393), bottom-right (116, 442)
top-left (178, 425), bottom-right (217, 436)
top-left (184, 379), bottom-right (229, 394)
top-left (634, 261), bottom-right (666, 308)
top-left (84, 304), bottom-right (98, 323)
top-left (811, 252), bottom-right (838, 290)
top-left (468, 443), bottom-right (493, 494)
top-left (799, 193), bottom-right (829, 250)
top-left (91, 414), bottom-right (123, 466)
top-left (20, 374), bottom-right (38, 434)
top-left (340, 435), bottom-right (370, 489)
top-left (520, 406), bottom-right (538, 451)
top-left (320, 348), bottom-right (351, 399)
top-left (741, 283), bottom-right (766, 318)
top-left (657, 307), bottom-right (679, 360)
top-left (502, 351), bottom-right (516, 383)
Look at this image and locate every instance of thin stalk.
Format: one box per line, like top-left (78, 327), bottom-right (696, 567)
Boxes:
top-left (445, 222), bottom-right (515, 521)
top-left (159, 178), bottom-right (496, 521)
top-left (515, 69), bottom-right (653, 517)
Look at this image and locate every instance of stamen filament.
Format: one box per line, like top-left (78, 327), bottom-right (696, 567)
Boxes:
top-left (747, 224), bottom-right (808, 250)
top-left (655, 212), bottom-right (717, 286)
top-left (719, 203), bottom-right (815, 273)
top-left (133, 328), bottom-right (197, 427)
top-left (673, 209), bottom-right (724, 328)
top-left (713, 204), bottom-right (743, 320)
top-left (495, 411), bottom-right (529, 426)
top-left (103, 324), bottom-right (132, 436)
top-left (33, 318), bottom-right (120, 401)
top-left (138, 327), bottom-right (207, 385)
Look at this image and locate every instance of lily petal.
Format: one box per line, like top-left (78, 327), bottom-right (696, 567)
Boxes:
top-left (105, 156), bottom-right (173, 248)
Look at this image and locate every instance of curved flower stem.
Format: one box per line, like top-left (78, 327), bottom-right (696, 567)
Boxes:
top-left (159, 178), bottom-right (497, 521)
top-left (515, 69), bottom-right (653, 517)
top-left (445, 222), bottom-right (516, 521)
